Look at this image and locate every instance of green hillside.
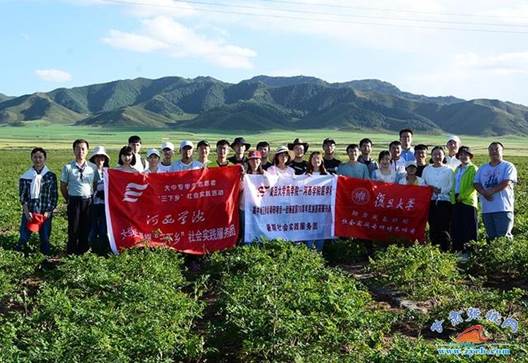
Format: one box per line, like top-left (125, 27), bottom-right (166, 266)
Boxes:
top-left (1, 75), bottom-right (527, 135)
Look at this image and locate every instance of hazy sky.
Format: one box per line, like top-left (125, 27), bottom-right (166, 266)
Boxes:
top-left (2, 0), bottom-right (528, 104)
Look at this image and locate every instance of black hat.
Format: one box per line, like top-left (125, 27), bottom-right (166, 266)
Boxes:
top-left (231, 137), bottom-right (251, 149)
top-left (288, 138), bottom-right (309, 152)
top-left (456, 146), bottom-right (474, 159)
top-left (197, 140), bottom-right (210, 148)
top-left (322, 138), bottom-right (336, 146)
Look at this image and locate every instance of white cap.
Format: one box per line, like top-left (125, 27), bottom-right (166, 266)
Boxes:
top-left (405, 160), bottom-right (417, 168)
top-left (147, 148), bottom-right (160, 158)
top-left (89, 146), bottom-right (110, 162)
top-left (446, 135), bottom-right (461, 145)
top-left (180, 140), bottom-right (194, 149)
top-left (161, 141), bottom-right (175, 151)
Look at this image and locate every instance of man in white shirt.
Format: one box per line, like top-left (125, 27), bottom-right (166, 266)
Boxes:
top-left (445, 135), bottom-right (462, 170)
top-left (197, 140), bottom-right (211, 167)
top-left (389, 140), bottom-right (406, 174)
top-left (128, 135), bottom-right (148, 172)
top-left (172, 140), bottom-right (203, 171)
top-left (157, 141), bottom-right (175, 173)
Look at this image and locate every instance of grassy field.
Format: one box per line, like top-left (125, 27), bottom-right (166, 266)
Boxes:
top-left (1, 123), bottom-right (528, 156)
top-left (0, 127), bottom-right (527, 361)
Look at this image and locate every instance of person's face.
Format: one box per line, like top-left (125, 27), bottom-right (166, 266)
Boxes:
top-left (323, 142), bottom-right (335, 155)
top-left (390, 145), bottom-right (401, 159)
top-left (234, 143), bottom-right (245, 154)
top-left (121, 153), bottom-right (133, 166)
top-left (311, 154), bottom-right (323, 169)
top-left (278, 153), bottom-right (288, 166)
top-left (415, 149), bottom-right (426, 163)
top-left (360, 142), bottom-right (372, 156)
top-left (129, 142), bottom-right (141, 154)
top-left (249, 158), bottom-right (261, 171)
top-left (458, 151), bottom-right (470, 165)
top-left (198, 145), bottom-right (210, 159)
top-left (432, 149), bottom-right (444, 164)
top-left (217, 144), bottom-right (229, 158)
top-left (162, 148), bottom-right (173, 161)
top-left (258, 145), bottom-right (270, 159)
top-left (406, 166), bottom-right (417, 176)
top-left (380, 155), bottom-right (391, 168)
top-left (94, 155), bottom-right (106, 168)
top-left (447, 140), bottom-right (459, 153)
top-left (293, 144), bottom-right (305, 158)
top-left (347, 147), bottom-right (359, 161)
top-left (488, 144), bottom-right (503, 161)
top-left (74, 142), bottom-right (88, 161)
top-left (400, 132), bottom-right (412, 148)
top-left (31, 151), bottom-right (46, 169)
top-left (148, 155), bottom-right (160, 167)
top-left (181, 146), bottom-right (193, 159)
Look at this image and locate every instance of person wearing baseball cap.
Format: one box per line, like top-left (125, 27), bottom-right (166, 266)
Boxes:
top-left (266, 146), bottom-right (295, 177)
top-left (228, 137), bottom-right (250, 166)
top-left (322, 138), bottom-right (341, 174)
top-left (146, 148), bottom-right (161, 173)
top-left (446, 135), bottom-right (462, 170)
top-left (450, 146), bottom-right (478, 252)
top-left (172, 140), bottom-right (203, 171)
top-left (197, 140), bottom-right (211, 167)
top-left (158, 141), bottom-right (175, 173)
top-left (17, 147), bottom-right (58, 255)
top-left (88, 146), bottom-right (111, 255)
top-left (287, 138), bottom-right (309, 175)
top-left (398, 160), bottom-right (425, 186)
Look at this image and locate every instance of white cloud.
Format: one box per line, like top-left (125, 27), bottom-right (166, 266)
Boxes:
top-left (102, 16), bottom-right (256, 69)
top-left (34, 69), bottom-right (72, 82)
top-left (455, 52), bottom-right (528, 75)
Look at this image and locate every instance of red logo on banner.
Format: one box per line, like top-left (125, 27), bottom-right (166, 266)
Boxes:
top-left (335, 177), bottom-right (433, 241)
top-left (105, 166), bottom-right (241, 254)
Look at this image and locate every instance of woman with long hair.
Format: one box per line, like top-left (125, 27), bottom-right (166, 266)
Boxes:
top-left (116, 146), bottom-right (138, 173)
top-left (267, 146), bottom-right (295, 177)
top-left (304, 151), bottom-right (328, 251)
top-left (372, 151), bottom-right (399, 183)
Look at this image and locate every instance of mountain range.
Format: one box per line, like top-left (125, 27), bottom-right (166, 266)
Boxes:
top-left (1, 75), bottom-right (527, 135)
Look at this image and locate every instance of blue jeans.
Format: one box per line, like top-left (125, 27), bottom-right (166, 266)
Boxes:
top-left (304, 240), bottom-right (325, 251)
top-left (482, 212), bottom-right (514, 240)
top-left (17, 213), bottom-right (52, 255)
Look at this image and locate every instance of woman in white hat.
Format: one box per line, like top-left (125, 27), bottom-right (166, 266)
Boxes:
top-left (266, 146), bottom-right (295, 177)
top-left (146, 148), bottom-right (161, 173)
top-left (89, 146), bottom-right (110, 255)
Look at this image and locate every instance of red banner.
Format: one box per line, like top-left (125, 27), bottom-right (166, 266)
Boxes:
top-left (335, 177), bottom-right (433, 241)
top-left (104, 166), bottom-right (241, 254)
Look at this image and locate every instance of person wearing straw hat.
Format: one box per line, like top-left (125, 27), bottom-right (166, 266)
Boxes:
top-left (146, 148), bottom-right (161, 173)
top-left (267, 146), bottom-right (295, 177)
top-left (445, 135), bottom-right (462, 170)
top-left (172, 140), bottom-right (203, 171)
top-left (228, 137), bottom-right (250, 167)
top-left (89, 146), bottom-right (110, 255)
top-left (17, 147), bottom-right (58, 255)
top-left (158, 141), bottom-right (175, 173)
top-left (287, 138), bottom-right (309, 175)
top-left (450, 146), bottom-right (478, 252)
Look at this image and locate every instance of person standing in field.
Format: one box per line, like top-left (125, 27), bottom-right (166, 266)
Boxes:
top-left (128, 135), bottom-right (148, 172)
top-left (372, 151), bottom-right (400, 183)
top-left (389, 140), bottom-right (407, 174)
top-left (322, 138), bottom-right (341, 174)
top-left (267, 146), bottom-right (295, 177)
top-left (88, 146), bottom-right (110, 255)
top-left (304, 151), bottom-right (328, 252)
top-left (197, 140), bottom-right (211, 167)
top-left (172, 140), bottom-right (203, 171)
top-left (257, 141), bottom-right (273, 170)
top-left (422, 146), bottom-right (454, 251)
top-left (17, 147), bottom-right (58, 255)
top-left (445, 135), bottom-right (462, 170)
top-left (228, 137), bottom-right (250, 166)
top-left (450, 146), bottom-right (478, 252)
top-left (146, 148), bottom-right (160, 173)
top-left (399, 129), bottom-right (416, 161)
top-left (288, 138), bottom-right (309, 175)
top-left (215, 139), bottom-right (232, 167)
top-left (337, 144), bottom-right (370, 179)
top-left (61, 139), bottom-right (96, 255)
top-left (474, 142), bottom-right (517, 240)
top-left (414, 144), bottom-right (429, 177)
top-left (158, 141), bottom-right (175, 173)
top-left (358, 138), bottom-right (379, 178)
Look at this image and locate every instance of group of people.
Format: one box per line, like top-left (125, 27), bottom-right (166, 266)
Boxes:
top-left (17, 130), bottom-right (517, 255)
